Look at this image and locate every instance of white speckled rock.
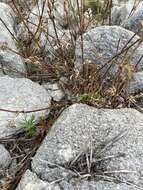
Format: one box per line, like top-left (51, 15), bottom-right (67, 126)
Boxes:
top-left (127, 71), bottom-right (143, 94)
top-left (30, 103), bottom-right (143, 189)
top-left (17, 171), bottom-right (135, 190)
top-left (16, 170), bottom-right (60, 190)
top-left (111, 0), bottom-right (140, 25)
top-left (75, 26), bottom-right (143, 74)
top-left (123, 2), bottom-right (143, 36)
top-left (0, 3), bottom-right (26, 77)
top-left (0, 76), bottom-right (51, 138)
top-left (42, 83), bottom-right (64, 101)
top-left (111, 5), bottom-right (129, 25)
top-left (59, 180), bottom-right (136, 190)
top-left (0, 144), bottom-right (11, 169)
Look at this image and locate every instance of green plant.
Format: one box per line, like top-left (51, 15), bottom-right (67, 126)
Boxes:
top-left (78, 93), bottom-right (91, 102)
top-left (78, 91), bottom-right (106, 107)
top-left (20, 115), bottom-right (37, 137)
top-left (85, 0), bottom-right (104, 14)
top-left (78, 91), bottom-right (101, 102)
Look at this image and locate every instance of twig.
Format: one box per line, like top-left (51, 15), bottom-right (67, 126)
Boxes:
top-left (0, 106), bottom-right (50, 113)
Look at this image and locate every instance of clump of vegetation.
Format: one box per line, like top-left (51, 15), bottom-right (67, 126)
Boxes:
top-left (20, 115), bottom-right (37, 137)
top-left (58, 130), bottom-right (126, 181)
top-left (3, 0), bottom-right (136, 108)
top-left (0, 0), bottom-right (138, 109)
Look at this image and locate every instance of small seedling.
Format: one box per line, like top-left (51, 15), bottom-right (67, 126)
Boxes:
top-left (20, 115), bottom-right (37, 137)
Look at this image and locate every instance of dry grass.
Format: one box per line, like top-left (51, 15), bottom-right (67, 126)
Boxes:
top-left (0, 0), bottom-right (142, 114)
top-left (64, 130), bottom-right (126, 178)
top-left (0, 0), bottom-right (139, 109)
top-left (45, 130), bottom-right (143, 189)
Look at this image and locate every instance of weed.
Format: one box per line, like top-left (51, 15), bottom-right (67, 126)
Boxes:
top-left (78, 91), bottom-right (105, 106)
top-left (19, 115), bottom-right (37, 137)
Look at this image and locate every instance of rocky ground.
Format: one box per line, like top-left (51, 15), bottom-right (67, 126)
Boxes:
top-left (0, 0), bottom-right (143, 190)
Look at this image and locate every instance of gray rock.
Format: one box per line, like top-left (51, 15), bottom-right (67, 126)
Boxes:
top-left (31, 103), bottom-right (143, 189)
top-left (16, 170), bottom-right (60, 190)
top-left (0, 76), bottom-right (51, 138)
top-left (127, 71), bottom-right (143, 94)
top-left (113, 0), bottom-right (135, 7)
top-left (17, 171), bottom-right (136, 190)
top-left (0, 3), bottom-right (26, 77)
top-left (59, 180), bottom-right (135, 190)
top-left (123, 2), bottom-right (143, 36)
top-left (75, 26), bottom-right (143, 74)
top-left (0, 144), bottom-right (11, 170)
top-left (42, 83), bottom-right (64, 101)
top-left (111, 0), bottom-right (141, 25)
top-left (111, 5), bottom-right (129, 25)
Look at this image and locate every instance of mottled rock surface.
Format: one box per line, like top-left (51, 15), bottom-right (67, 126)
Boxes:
top-left (123, 2), bottom-right (143, 36)
top-left (127, 71), bottom-right (143, 94)
top-left (26, 103), bottom-right (143, 189)
top-left (0, 144), bottom-right (11, 170)
top-left (0, 76), bottom-right (51, 138)
top-left (111, 0), bottom-right (142, 25)
top-left (111, 5), bottom-right (130, 25)
top-left (16, 170), bottom-right (60, 190)
top-left (0, 3), bottom-right (26, 76)
top-left (42, 83), bottom-right (64, 101)
top-left (17, 170), bottom-right (136, 190)
top-left (75, 26), bottom-right (143, 73)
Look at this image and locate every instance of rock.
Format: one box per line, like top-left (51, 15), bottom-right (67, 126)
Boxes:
top-left (17, 170), bottom-right (137, 190)
top-left (42, 83), bottom-right (64, 101)
top-left (16, 170), bottom-right (60, 190)
top-left (0, 0), bottom-right (11, 3)
top-left (59, 180), bottom-right (135, 190)
top-left (134, 95), bottom-right (143, 108)
top-left (0, 76), bottom-right (51, 138)
top-left (30, 103), bottom-right (143, 189)
top-left (0, 2), bottom-right (26, 77)
top-left (0, 144), bottom-right (11, 170)
top-left (111, 0), bottom-right (139, 25)
top-left (123, 2), bottom-right (143, 36)
top-left (75, 26), bottom-right (143, 74)
top-left (127, 71), bottom-right (143, 94)
top-left (111, 5), bottom-right (129, 25)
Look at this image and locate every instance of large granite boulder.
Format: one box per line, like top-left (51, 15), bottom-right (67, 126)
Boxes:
top-left (17, 103), bottom-right (143, 189)
top-left (75, 26), bottom-right (143, 74)
top-left (0, 76), bottom-right (51, 138)
top-left (0, 3), bottom-right (26, 77)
